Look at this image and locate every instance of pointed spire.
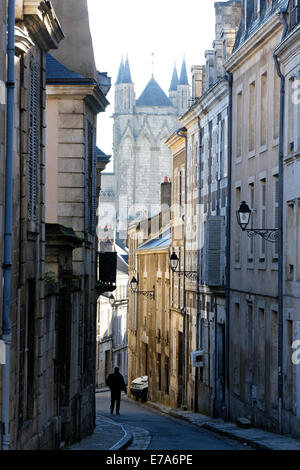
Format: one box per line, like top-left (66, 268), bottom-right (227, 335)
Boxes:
top-left (115, 57), bottom-right (124, 85)
top-left (122, 54), bottom-right (133, 84)
top-left (169, 62), bottom-right (179, 92)
top-left (179, 56), bottom-right (189, 85)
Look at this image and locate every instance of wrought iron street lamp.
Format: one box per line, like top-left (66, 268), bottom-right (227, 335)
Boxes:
top-left (109, 294), bottom-right (115, 306)
top-left (169, 252), bottom-right (198, 281)
top-left (236, 201), bottom-right (279, 243)
top-left (130, 276), bottom-right (155, 300)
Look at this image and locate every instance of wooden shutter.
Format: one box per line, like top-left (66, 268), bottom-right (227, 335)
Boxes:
top-left (84, 117), bottom-right (90, 233)
top-left (204, 216), bottom-right (225, 286)
top-left (28, 56), bottom-right (40, 220)
top-left (91, 125), bottom-right (97, 233)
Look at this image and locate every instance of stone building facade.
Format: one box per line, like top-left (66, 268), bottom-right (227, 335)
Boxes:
top-left (225, 0), bottom-right (290, 434)
top-left (0, 0), bottom-right (64, 450)
top-left (274, 0), bottom-right (300, 437)
top-left (128, 186), bottom-right (172, 405)
top-left (0, 0), bottom-right (110, 450)
top-left (166, 0), bottom-right (241, 416)
top-left (45, 0), bottom-right (110, 444)
top-left (99, 58), bottom-right (190, 245)
top-left (96, 243), bottom-right (129, 388)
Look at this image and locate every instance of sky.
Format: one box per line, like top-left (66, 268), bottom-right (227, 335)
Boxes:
top-left (87, 0), bottom-right (222, 172)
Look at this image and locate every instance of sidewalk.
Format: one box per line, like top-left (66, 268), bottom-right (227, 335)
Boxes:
top-left (68, 388), bottom-right (133, 450)
top-left (135, 398), bottom-right (300, 451)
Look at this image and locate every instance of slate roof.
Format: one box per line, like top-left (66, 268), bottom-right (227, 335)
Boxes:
top-left (169, 64), bottom-right (179, 92)
top-left (46, 53), bottom-right (95, 85)
top-left (233, 0), bottom-right (289, 52)
top-left (96, 147), bottom-right (111, 164)
top-left (179, 58), bottom-right (189, 85)
top-left (137, 230), bottom-right (171, 251)
top-left (136, 77), bottom-right (173, 107)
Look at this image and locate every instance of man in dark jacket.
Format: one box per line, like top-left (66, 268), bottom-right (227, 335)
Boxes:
top-left (106, 367), bottom-right (127, 415)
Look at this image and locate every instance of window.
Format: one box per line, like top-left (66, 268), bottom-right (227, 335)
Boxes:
top-left (84, 119), bottom-right (96, 233)
top-left (257, 308), bottom-right (265, 410)
top-left (236, 91), bottom-right (243, 158)
top-left (273, 67), bottom-right (280, 140)
top-left (260, 73), bottom-right (268, 148)
top-left (249, 81), bottom-right (256, 153)
top-left (235, 187), bottom-right (241, 263)
top-left (233, 303), bottom-right (240, 395)
top-left (28, 56), bottom-right (40, 221)
top-left (246, 304), bottom-right (253, 402)
top-left (260, 179), bottom-right (266, 258)
top-left (288, 77), bottom-right (296, 154)
top-left (271, 311), bottom-right (278, 408)
top-left (248, 182), bottom-right (255, 261)
top-left (273, 175), bottom-right (279, 258)
top-left (157, 353), bottom-right (162, 391)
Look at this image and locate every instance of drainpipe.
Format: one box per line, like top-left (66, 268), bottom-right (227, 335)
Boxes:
top-left (224, 71), bottom-right (232, 422)
top-left (176, 127), bottom-right (187, 408)
top-left (273, 7), bottom-right (288, 435)
top-left (2, 0), bottom-right (15, 451)
top-left (194, 117), bottom-right (202, 412)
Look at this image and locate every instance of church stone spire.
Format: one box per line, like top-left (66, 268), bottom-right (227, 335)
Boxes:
top-left (114, 55), bottom-right (135, 113)
top-left (169, 63), bottom-right (179, 92)
top-left (177, 56), bottom-right (190, 116)
top-left (169, 63), bottom-right (179, 110)
top-left (116, 57), bottom-right (124, 85)
top-left (179, 56), bottom-right (189, 85)
top-left (122, 55), bottom-right (133, 84)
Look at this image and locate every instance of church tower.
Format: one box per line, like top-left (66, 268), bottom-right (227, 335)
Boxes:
top-left (169, 62), bottom-right (179, 109)
top-left (114, 55), bottom-right (135, 113)
top-left (177, 57), bottom-right (190, 116)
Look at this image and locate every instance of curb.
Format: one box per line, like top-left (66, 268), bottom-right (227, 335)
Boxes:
top-left (109, 424), bottom-right (133, 451)
top-left (124, 397), bottom-right (285, 451)
top-left (201, 423), bottom-right (269, 450)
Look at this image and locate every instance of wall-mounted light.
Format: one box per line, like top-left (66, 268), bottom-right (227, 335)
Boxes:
top-left (236, 201), bottom-right (278, 243)
top-left (130, 277), bottom-right (155, 300)
top-left (169, 252), bottom-right (198, 281)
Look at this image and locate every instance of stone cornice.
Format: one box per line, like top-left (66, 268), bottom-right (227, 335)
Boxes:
top-left (15, 25), bottom-right (34, 54)
top-left (225, 12), bottom-right (282, 73)
top-left (23, 0), bottom-right (64, 50)
top-left (46, 83), bottom-right (109, 113)
top-left (180, 78), bottom-right (229, 127)
top-left (275, 24), bottom-right (300, 63)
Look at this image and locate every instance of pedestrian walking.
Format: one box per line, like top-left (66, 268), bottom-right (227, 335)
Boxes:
top-left (106, 367), bottom-right (127, 415)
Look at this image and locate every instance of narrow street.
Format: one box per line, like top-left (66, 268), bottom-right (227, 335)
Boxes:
top-left (95, 392), bottom-right (251, 450)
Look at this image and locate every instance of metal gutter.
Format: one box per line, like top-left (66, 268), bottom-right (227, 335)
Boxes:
top-left (224, 71), bottom-right (233, 422)
top-left (2, 0), bottom-right (15, 451)
top-left (176, 127), bottom-right (187, 408)
top-left (273, 6), bottom-right (288, 435)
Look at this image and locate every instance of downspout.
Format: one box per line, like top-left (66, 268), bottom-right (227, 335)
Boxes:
top-left (2, 0), bottom-right (15, 451)
top-left (177, 127), bottom-right (187, 408)
top-left (273, 7), bottom-right (288, 435)
top-left (224, 71), bottom-right (232, 422)
top-left (195, 116), bottom-right (202, 412)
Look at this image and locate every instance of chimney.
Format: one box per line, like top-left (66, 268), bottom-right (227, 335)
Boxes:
top-left (191, 65), bottom-right (205, 100)
top-left (161, 177), bottom-right (172, 209)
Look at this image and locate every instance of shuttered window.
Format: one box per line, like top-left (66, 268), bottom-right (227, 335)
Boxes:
top-left (84, 118), bottom-right (97, 234)
top-left (28, 56), bottom-right (40, 221)
top-left (204, 216), bottom-right (225, 286)
top-left (273, 176), bottom-right (279, 257)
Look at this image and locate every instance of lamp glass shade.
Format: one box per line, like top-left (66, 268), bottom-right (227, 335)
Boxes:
top-left (109, 295), bottom-right (115, 306)
top-left (170, 252), bottom-right (179, 272)
top-left (131, 276), bottom-right (138, 292)
top-left (237, 201), bottom-right (252, 230)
